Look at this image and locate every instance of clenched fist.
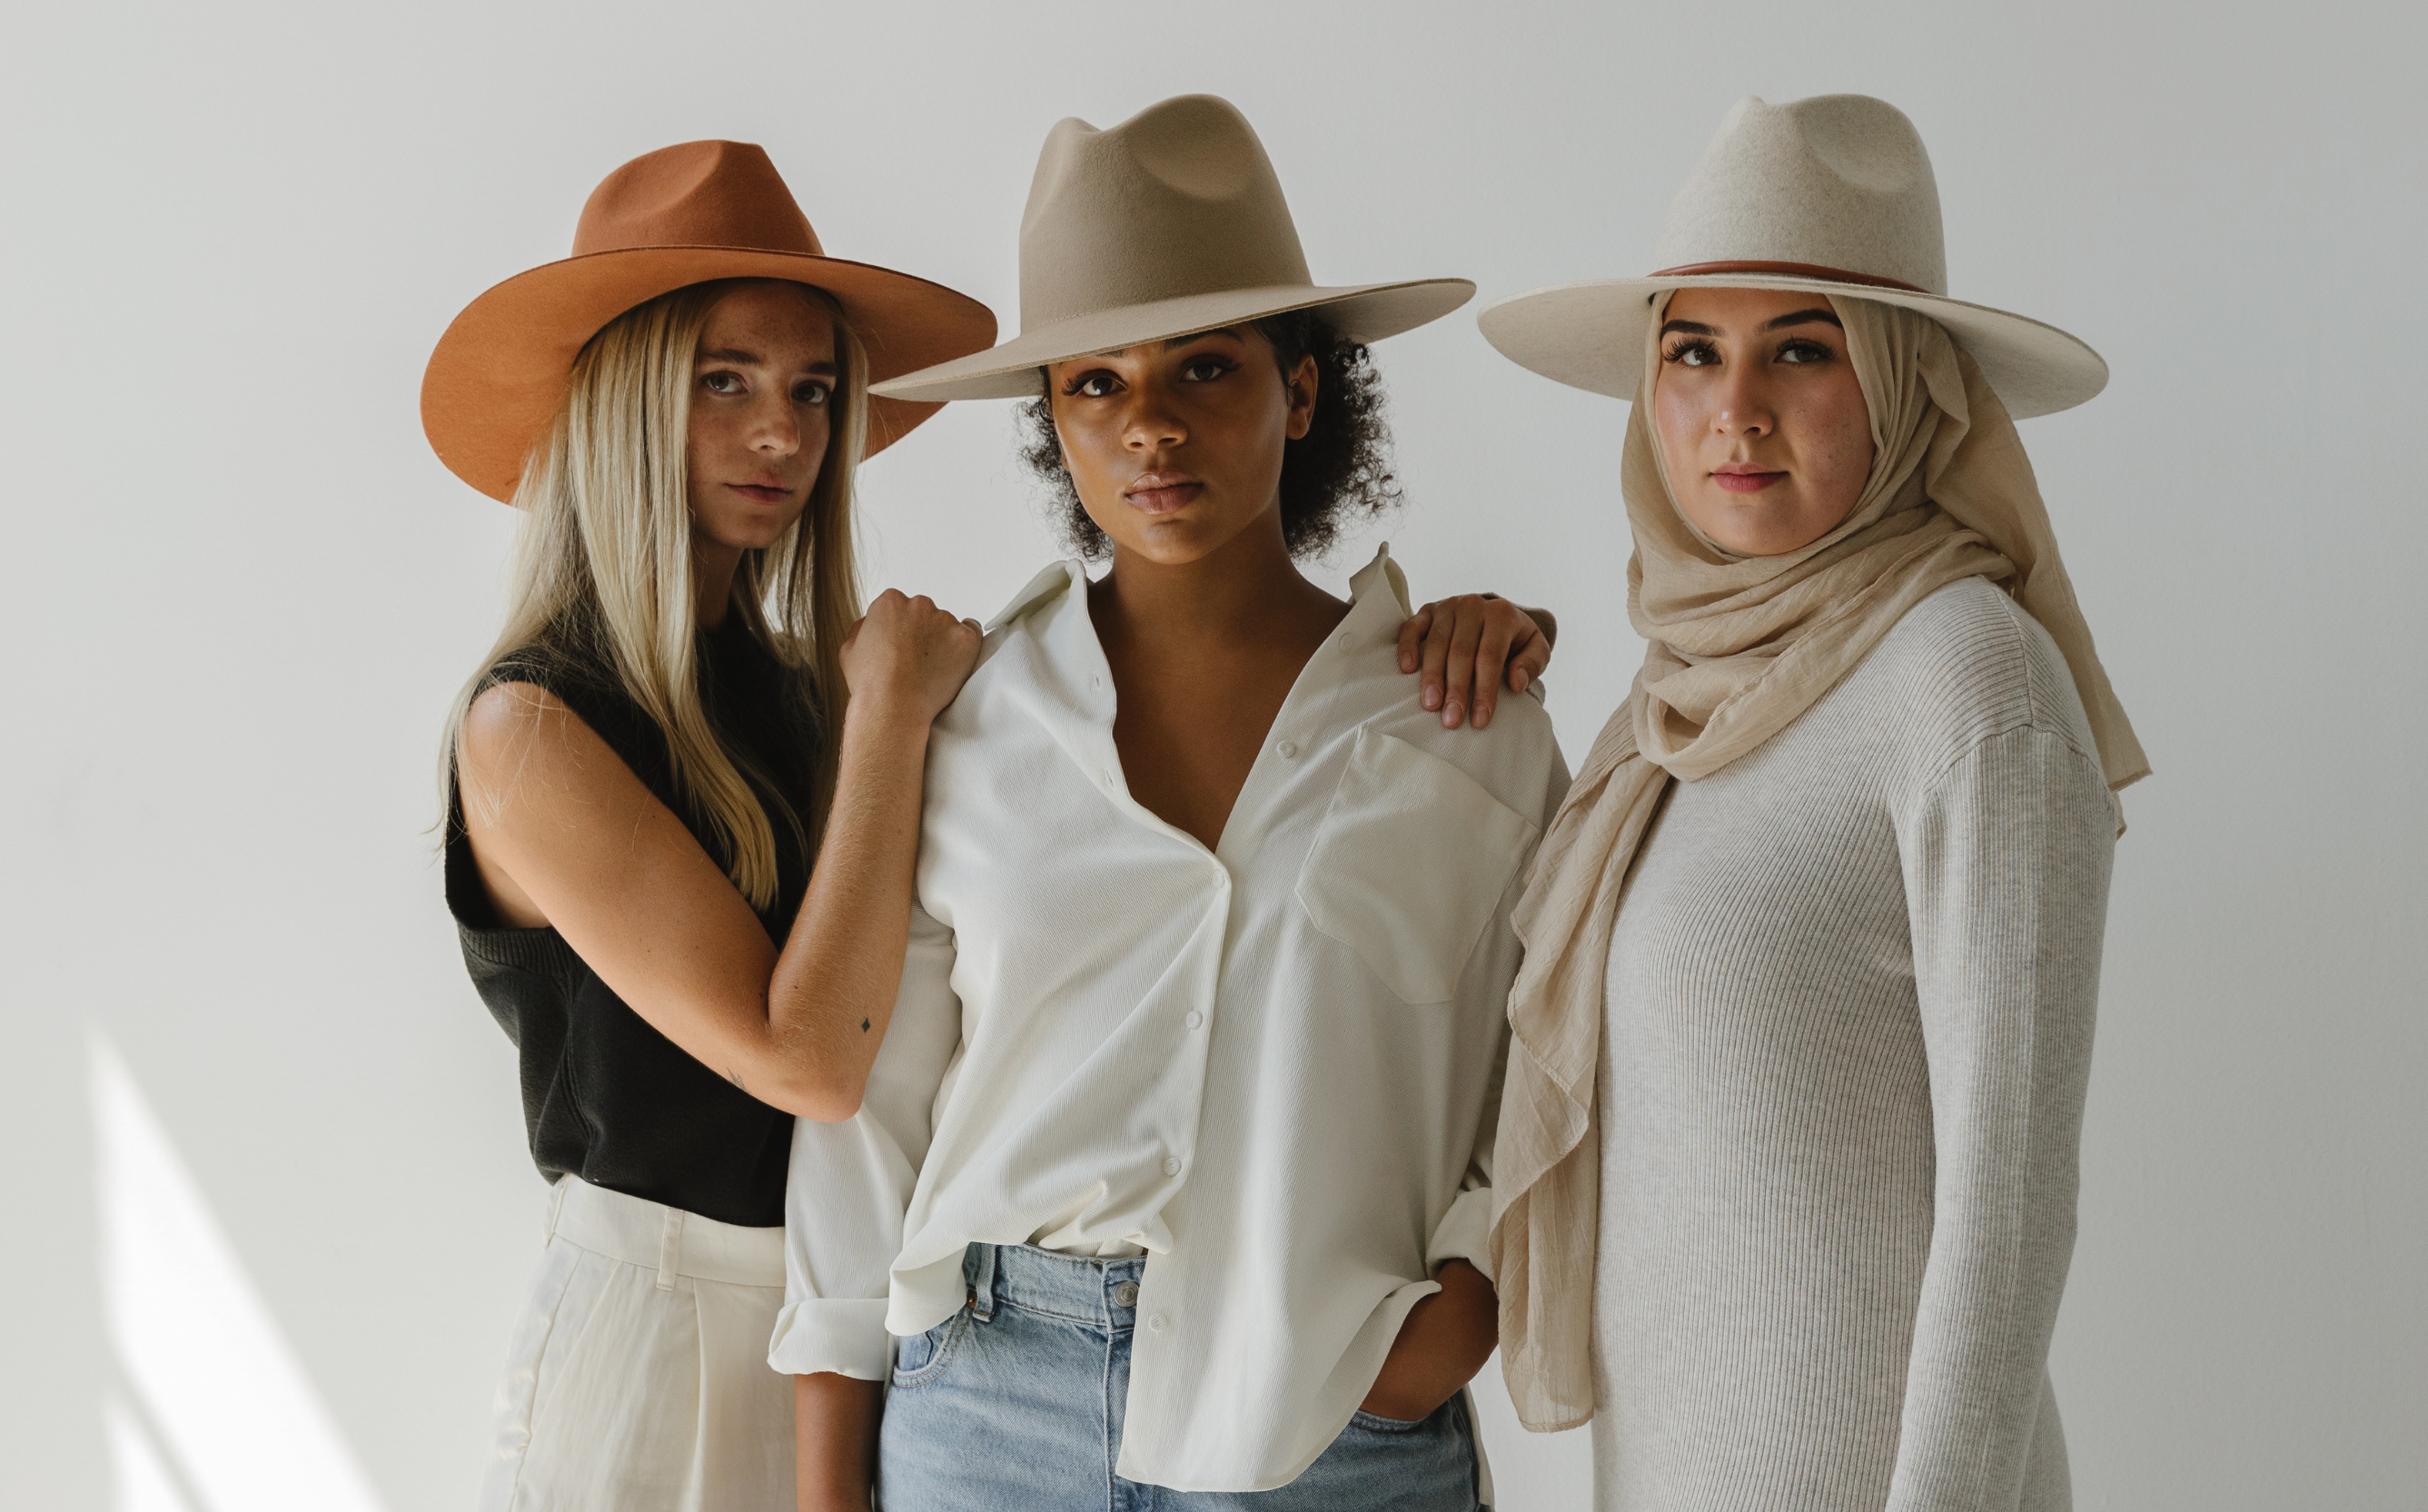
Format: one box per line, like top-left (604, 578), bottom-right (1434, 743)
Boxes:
top-left (839, 589), bottom-right (982, 727)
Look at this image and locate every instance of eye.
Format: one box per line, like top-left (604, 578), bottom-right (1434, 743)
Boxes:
top-left (794, 380), bottom-right (831, 406)
top-left (701, 370), bottom-right (745, 394)
top-left (1179, 354), bottom-right (1238, 383)
top-left (1776, 338), bottom-right (1834, 364)
top-left (1661, 339), bottom-right (1720, 368)
top-left (1062, 369), bottom-right (1121, 399)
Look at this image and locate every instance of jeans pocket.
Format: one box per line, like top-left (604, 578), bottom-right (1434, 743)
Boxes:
top-left (889, 1309), bottom-right (968, 1389)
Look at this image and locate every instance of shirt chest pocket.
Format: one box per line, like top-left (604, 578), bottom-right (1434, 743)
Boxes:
top-left (1295, 728), bottom-right (1541, 1005)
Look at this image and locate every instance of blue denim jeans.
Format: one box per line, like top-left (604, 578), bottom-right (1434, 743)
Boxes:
top-left (877, 1244), bottom-right (1482, 1511)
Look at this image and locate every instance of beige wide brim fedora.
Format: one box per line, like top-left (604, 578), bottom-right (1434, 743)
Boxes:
top-left (872, 94), bottom-right (1472, 404)
top-left (423, 140), bottom-right (997, 503)
top-left (1480, 94), bottom-right (2107, 420)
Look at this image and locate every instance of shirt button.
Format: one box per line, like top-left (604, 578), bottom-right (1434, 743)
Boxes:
top-left (1112, 1280), bottom-right (1140, 1308)
top-left (1184, 1011), bottom-right (1204, 1030)
top-left (1148, 1314), bottom-right (1168, 1333)
top-left (1337, 630), bottom-right (1353, 647)
top-left (1275, 740), bottom-right (1298, 758)
top-left (1162, 1156), bottom-right (1183, 1177)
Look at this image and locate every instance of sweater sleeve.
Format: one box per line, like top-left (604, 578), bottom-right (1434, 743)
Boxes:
top-left (766, 904), bottom-right (963, 1379)
top-left (1887, 725), bottom-right (2115, 1512)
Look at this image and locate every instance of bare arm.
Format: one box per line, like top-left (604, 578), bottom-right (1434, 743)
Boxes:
top-left (1396, 594), bottom-right (1557, 730)
top-left (795, 1373), bottom-right (882, 1512)
top-left (457, 591), bottom-right (978, 1122)
top-left (1359, 1259), bottom-right (1500, 1421)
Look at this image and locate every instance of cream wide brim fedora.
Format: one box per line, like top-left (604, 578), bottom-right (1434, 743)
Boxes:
top-left (873, 94), bottom-right (1472, 404)
top-left (1479, 94), bottom-right (2107, 420)
top-left (423, 141), bottom-right (997, 503)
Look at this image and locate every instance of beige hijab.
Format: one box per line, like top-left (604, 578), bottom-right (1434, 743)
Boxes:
top-left (1487, 294), bottom-right (2147, 1432)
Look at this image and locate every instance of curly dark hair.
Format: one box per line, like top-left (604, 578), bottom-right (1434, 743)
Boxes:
top-left (1015, 309), bottom-right (1402, 561)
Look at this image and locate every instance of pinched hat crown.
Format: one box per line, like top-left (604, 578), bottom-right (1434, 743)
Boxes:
top-left (1653, 94), bottom-right (1947, 295)
top-left (573, 140), bottom-right (826, 259)
top-left (1019, 95), bottom-right (1313, 325)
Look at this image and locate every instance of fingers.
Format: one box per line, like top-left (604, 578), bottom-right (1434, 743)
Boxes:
top-left (1398, 607), bottom-right (1435, 677)
top-left (1509, 628), bottom-right (1551, 694)
top-left (1417, 604), bottom-right (1454, 715)
top-left (1439, 605), bottom-right (1483, 728)
top-left (1470, 616), bottom-right (1516, 729)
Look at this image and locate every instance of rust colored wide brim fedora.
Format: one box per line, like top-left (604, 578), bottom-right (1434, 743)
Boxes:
top-left (1480, 94), bottom-right (2106, 419)
top-left (872, 94), bottom-right (1472, 404)
top-left (422, 140), bottom-right (997, 502)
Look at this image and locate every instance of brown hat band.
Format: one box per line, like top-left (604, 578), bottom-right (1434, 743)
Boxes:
top-left (1647, 260), bottom-right (1928, 293)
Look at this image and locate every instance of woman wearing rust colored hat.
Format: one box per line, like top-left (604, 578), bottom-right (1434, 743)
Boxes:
top-left (422, 140), bottom-right (995, 1512)
top-left (1482, 96), bottom-right (2148, 1510)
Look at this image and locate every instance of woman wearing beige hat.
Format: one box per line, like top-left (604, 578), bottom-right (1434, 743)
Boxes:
top-left (774, 94), bottom-right (1564, 1509)
top-left (1481, 95), bottom-right (2149, 1511)
top-left (422, 140), bottom-right (999, 1511)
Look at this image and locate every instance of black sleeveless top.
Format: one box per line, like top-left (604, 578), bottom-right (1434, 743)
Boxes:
top-left (445, 618), bottom-right (822, 1228)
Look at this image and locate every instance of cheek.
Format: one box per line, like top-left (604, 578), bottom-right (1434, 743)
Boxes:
top-left (1650, 377), bottom-right (1703, 478)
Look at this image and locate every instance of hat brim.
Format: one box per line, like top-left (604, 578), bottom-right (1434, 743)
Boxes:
top-left (422, 247), bottom-right (998, 503)
top-left (869, 278), bottom-right (1475, 403)
top-left (1478, 274), bottom-right (2106, 419)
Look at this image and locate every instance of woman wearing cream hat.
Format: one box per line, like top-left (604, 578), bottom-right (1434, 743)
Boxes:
top-left (1481, 95), bottom-right (2148, 1511)
top-left (423, 140), bottom-right (996, 1511)
top-left (774, 94), bottom-right (1564, 1509)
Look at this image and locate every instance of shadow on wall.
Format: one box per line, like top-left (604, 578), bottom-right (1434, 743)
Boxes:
top-left (92, 1034), bottom-right (389, 1512)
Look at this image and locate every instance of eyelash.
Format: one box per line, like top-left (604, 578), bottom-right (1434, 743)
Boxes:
top-left (1060, 353), bottom-right (1242, 397)
top-left (701, 371), bottom-right (831, 404)
top-left (1660, 337), bottom-right (1834, 367)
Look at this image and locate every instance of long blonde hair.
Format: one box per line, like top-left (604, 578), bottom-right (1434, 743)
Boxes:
top-left (445, 279), bottom-right (868, 911)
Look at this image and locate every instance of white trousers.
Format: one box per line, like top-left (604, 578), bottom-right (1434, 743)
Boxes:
top-left (481, 1176), bottom-right (792, 1512)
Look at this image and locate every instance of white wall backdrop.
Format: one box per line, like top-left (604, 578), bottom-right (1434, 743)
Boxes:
top-left (4, 2), bottom-right (2422, 1507)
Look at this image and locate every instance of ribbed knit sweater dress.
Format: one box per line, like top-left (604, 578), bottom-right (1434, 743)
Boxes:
top-left (1591, 578), bottom-right (2118, 1512)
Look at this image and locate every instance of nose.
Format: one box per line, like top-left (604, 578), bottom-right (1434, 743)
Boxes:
top-left (1711, 363), bottom-right (1774, 440)
top-left (749, 390), bottom-right (800, 458)
top-left (1122, 386), bottom-right (1187, 453)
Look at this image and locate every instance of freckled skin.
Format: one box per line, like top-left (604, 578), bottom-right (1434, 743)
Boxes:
top-left (1652, 288), bottom-right (1876, 557)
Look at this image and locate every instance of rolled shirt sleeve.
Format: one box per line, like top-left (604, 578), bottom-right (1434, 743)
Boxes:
top-left (767, 905), bottom-right (962, 1379)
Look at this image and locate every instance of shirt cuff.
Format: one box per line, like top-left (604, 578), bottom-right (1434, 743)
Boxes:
top-left (765, 1298), bottom-right (893, 1380)
top-left (1426, 1186), bottom-right (1496, 1286)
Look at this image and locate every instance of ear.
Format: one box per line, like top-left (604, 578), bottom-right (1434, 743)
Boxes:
top-left (1284, 351), bottom-right (1320, 441)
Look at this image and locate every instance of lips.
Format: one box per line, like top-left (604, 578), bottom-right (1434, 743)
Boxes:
top-left (1124, 472), bottom-right (1204, 515)
top-left (725, 483), bottom-right (792, 505)
top-left (1711, 469), bottom-right (1786, 495)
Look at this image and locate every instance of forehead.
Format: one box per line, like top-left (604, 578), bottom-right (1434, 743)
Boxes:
top-left (699, 280), bottom-right (836, 361)
top-left (1663, 285), bottom-right (1840, 328)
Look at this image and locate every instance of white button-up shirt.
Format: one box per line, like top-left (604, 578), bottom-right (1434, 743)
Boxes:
top-left (767, 548), bottom-right (1569, 1492)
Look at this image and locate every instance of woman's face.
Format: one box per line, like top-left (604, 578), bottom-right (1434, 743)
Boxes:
top-left (686, 280), bottom-right (837, 554)
top-left (1651, 288), bottom-right (1875, 557)
top-left (1047, 325), bottom-right (1317, 567)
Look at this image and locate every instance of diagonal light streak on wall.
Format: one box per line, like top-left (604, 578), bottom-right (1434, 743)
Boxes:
top-left (92, 1033), bottom-right (389, 1512)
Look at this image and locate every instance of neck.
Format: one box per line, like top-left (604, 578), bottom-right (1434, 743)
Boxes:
top-left (693, 540), bottom-right (743, 631)
top-left (1090, 511), bottom-right (1343, 659)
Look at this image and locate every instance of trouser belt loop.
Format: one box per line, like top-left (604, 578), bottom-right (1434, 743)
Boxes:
top-left (967, 1243), bottom-right (998, 1322)
top-left (656, 1208), bottom-right (683, 1291)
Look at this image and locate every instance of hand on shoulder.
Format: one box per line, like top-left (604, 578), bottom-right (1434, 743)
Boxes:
top-left (840, 589), bottom-right (982, 728)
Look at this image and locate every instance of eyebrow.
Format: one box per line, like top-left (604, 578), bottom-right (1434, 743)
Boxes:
top-left (1660, 309), bottom-right (1845, 340)
top-left (699, 346), bottom-right (839, 375)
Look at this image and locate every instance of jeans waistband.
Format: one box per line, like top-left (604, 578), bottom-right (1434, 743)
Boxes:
top-left (963, 1242), bottom-right (1148, 1328)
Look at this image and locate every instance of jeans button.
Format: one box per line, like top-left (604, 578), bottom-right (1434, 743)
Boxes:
top-left (1112, 1280), bottom-right (1140, 1308)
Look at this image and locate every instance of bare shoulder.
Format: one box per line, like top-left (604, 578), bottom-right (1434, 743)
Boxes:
top-left (458, 679), bottom-right (631, 810)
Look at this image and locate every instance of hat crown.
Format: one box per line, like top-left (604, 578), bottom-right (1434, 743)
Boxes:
top-left (1016, 94), bottom-right (1313, 333)
top-left (572, 140), bottom-right (826, 259)
top-left (1652, 94), bottom-right (1946, 295)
